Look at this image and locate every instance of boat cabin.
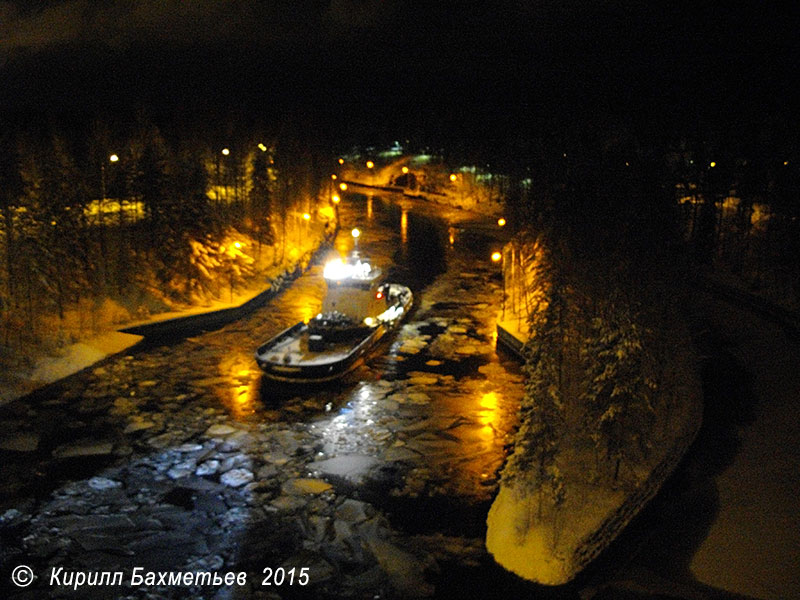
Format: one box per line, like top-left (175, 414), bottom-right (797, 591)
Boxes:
top-left (322, 255), bottom-right (385, 323)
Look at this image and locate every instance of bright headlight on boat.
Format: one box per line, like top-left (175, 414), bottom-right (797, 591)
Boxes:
top-left (323, 258), bottom-right (349, 280)
top-left (324, 257), bottom-right (372, 280)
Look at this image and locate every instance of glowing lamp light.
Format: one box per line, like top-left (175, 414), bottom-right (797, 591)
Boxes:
top-left (332, 194), bottom-right (340, 204)
top-left (339, 182), bottom-right (348, 191)
top-left (323, 258), bottom-right (348, 280)
top-left (323, 257), bottom-right (371, 280)
top-left (366, 160), bottom-right (374, 169)
top-left (338, 158), bottom-right (344, 165)
top-left (710, 161), bottom-right (716, 168)
top-left (109, 154), bottom-right (119, 163)
top-left (331, 174), bottom-right (337, 180)
top-left (351, 228), bottom-right (361, 239)
top-left (401, 166), bottom-right (409, 174)
top-left (491, 251), bottom-right (502, 263)
top-left (303, 213), bottom-right (311, 221)
top-left (222, 148), bottom-right (230, 156)
top-left (376, 291), bottom-right (383, 300)
top-left (449, 173), bottom-right (457, 182)
top-left (364, 317), bottom-right (375, 327)
top-left (497, 218), bottom-right (506, 227)
top-left (234, 241), bottom-right (242, 249)
top-left (258, 143), bottom-right (267, 152)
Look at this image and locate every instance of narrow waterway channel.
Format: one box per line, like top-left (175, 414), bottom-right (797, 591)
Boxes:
top-left (0, 192), bottom-right (528, 599)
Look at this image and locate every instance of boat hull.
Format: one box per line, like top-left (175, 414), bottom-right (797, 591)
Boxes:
top-left (255, 285), bottom-right (412, 383)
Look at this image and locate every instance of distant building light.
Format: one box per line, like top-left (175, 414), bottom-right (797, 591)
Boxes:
top-left (401, 166), bottom-right (409, 174)
top-left (351, 228), bottom-right (361, 239)
top-left (302, 213), bottom-right (311, 221)
top-left (258, 143), bottom-right (267, 152)
top-left (339, 182), bottom-right (348, 191)
top-left (497, 218), bottom-right (506, 227)
top-left (710, 161), bottom-right (716, 168)
top-left (109, 154), bottom-right (119, 163)
top-left (222, 148), bottom-right (230, 156)
top-left (366, 160), bottom-right (374, 169)
top-left (491, 251), bottom-right (502, 263)
top-left (331, 174), bottom-right (337, 180)
top-left (338, 158), bottom-right (344, 165)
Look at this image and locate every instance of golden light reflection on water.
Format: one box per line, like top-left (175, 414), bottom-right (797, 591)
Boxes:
top-left (218, 352), bottom-right (260, 420)
top-left (400, 209), bottom-right (408, 244)
top-left (478, 391), bottom-right (501, 439)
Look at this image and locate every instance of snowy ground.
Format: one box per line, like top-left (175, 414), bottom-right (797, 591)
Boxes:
top-left (687, 293), bottom-right (800, 600)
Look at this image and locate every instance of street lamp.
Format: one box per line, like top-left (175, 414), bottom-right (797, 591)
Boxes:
top-left (352, 228), bottom-right (361, 251)
top-left (492, 251), bottom-right (505, 319)
top-left (366, 161), bottom-right (375, 187)
top-left (497, 217), bottom-right (506, 227)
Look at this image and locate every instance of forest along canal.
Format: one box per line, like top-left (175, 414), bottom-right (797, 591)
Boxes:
top-left (0, 192), bottom-right (526, 598)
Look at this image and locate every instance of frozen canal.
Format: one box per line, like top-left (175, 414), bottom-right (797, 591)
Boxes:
top-left (0, 194), bottom-right (526, 599)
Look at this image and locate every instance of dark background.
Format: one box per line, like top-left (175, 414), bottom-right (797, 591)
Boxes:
top-left (1, 1), bottom-right (797, 153)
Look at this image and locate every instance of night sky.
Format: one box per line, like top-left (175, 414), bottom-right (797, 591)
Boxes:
top-left (1, 1), bottom-right (797, 146)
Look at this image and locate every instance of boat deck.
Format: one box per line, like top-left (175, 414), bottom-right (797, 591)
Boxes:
top-left (260, 325), bottom-right (361, 367)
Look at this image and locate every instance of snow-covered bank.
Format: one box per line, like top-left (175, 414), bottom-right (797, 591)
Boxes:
top-left (1, 224), bottom-right (333, 406)
top-left (486, 396), bottom-right (701, 585)
top-left (0, 331), bottom-right (144, 405)
top-left (484, 234), bottom-right (704, 586)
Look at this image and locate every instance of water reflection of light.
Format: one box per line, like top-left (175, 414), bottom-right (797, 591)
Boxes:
top-left (367, 195), bottom-right (373, 219)
top-left (400, 209), bottom-right (408, 244)
top-left (478, 391), bottom-right (501, 438)
top-left (300, 304), bottom-right (317, 324)
top-left (318, 383), bottom-right (380, 454)
top-left (219, 353), bottom-right (259, 420)
top-left (448, 226), bottom-right (455, 246)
